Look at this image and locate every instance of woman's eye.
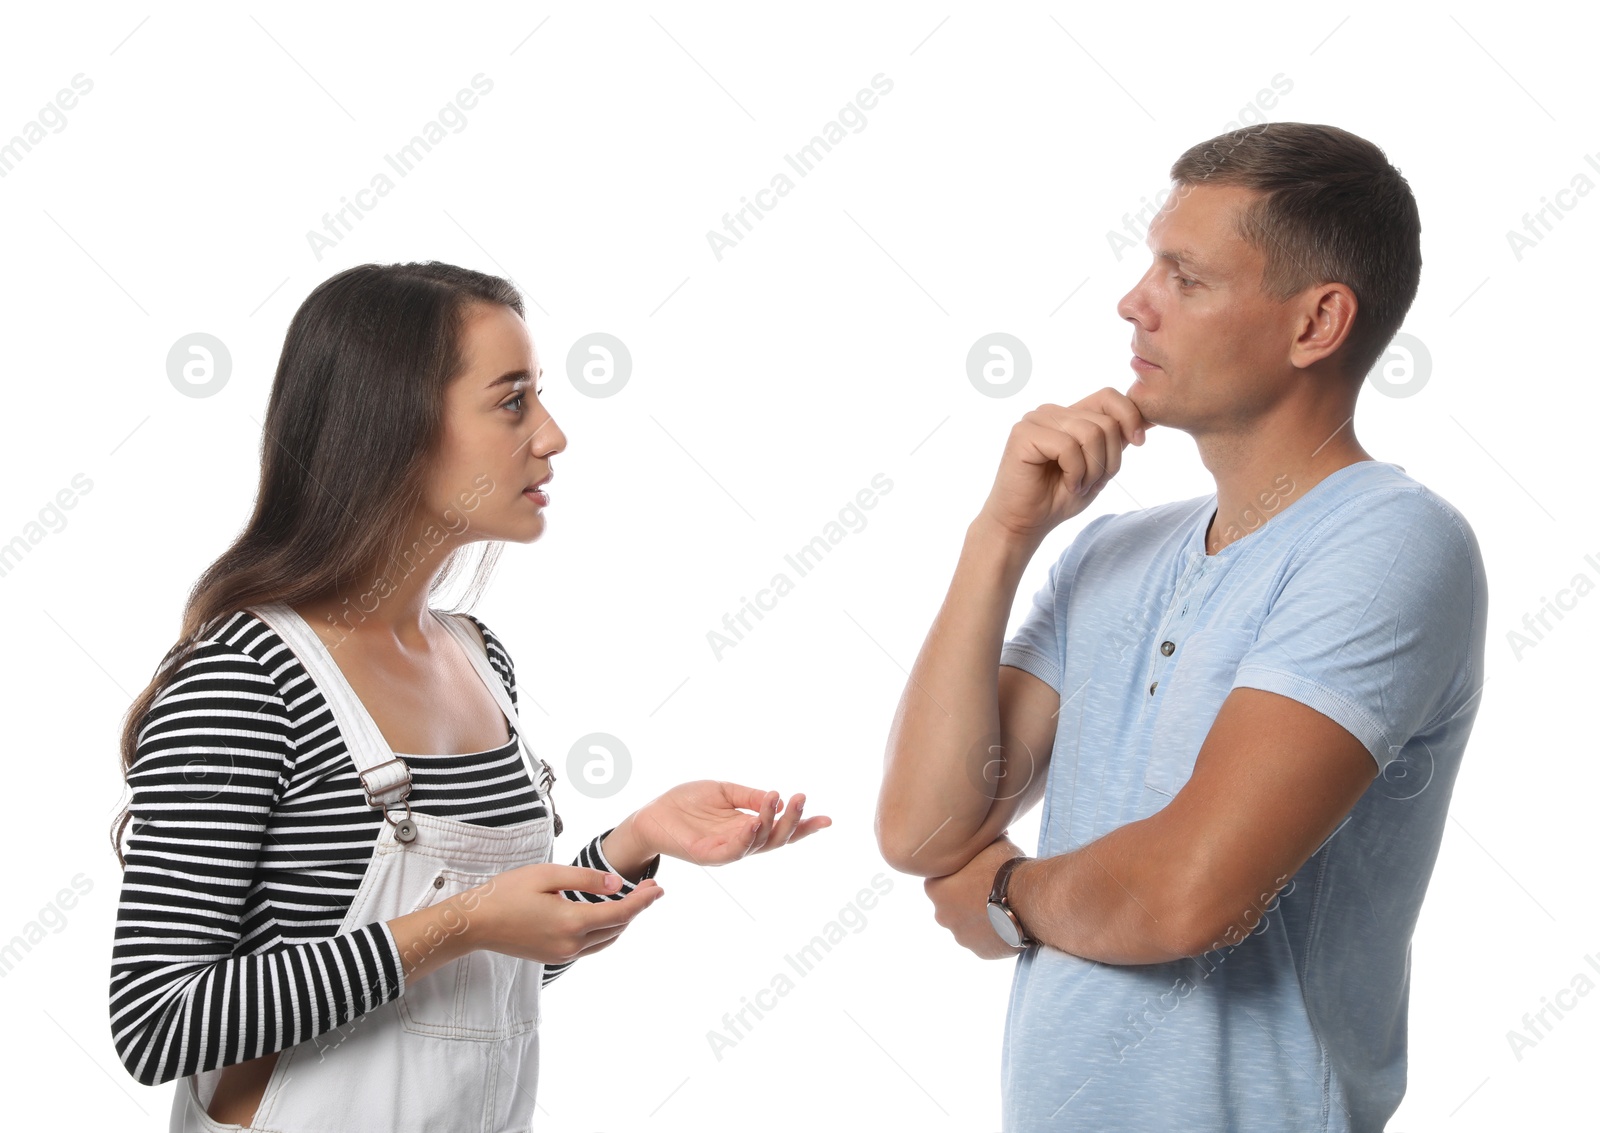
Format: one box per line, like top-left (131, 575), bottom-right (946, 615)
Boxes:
top-left (505, 387), bottom-right (543, 414)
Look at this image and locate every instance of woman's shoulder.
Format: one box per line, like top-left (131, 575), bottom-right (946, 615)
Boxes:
top-left (152, 608), bottom-right (314, 714)
top-left (137, 610), bottom-right (306, 759)
top-left (449, 610), bottom-right (508, 659)
top-left (451, 611), bottom-right (518, 703)
top-left (192, 608), bottom-right (297, 669)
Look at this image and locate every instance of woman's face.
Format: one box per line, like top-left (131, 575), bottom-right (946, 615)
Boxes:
top-left (425, 301), bottom-right (566, 546)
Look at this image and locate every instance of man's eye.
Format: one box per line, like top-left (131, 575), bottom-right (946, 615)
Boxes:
top-left (1174, 275), bottom-right (1198, 288)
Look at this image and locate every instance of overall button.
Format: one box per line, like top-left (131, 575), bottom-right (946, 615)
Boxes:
top-left (1160, 641), bottom-right (1175, 656)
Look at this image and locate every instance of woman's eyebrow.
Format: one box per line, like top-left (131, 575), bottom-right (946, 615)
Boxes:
top-left (485, 366), bottom-right (543, 390)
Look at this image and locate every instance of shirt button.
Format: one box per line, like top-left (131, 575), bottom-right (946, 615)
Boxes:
top-left (1148, 681), bottom-right (1158, 695)
top-left (1160, 641), bottom-right (1175, 656)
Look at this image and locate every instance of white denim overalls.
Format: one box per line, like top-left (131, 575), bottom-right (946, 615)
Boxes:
top-left (170, 602), bottom-right (558, 1133)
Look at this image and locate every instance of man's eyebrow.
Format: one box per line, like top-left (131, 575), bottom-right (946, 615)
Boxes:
top-left (485, 366), bottom-right (544, 390)
top-left (1153, 247), bottom-right (1217, 276)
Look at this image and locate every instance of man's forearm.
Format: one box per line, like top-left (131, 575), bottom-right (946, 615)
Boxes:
top-left (877, 516), bottom-right (1042, 875)
top-left (1006, 820), bottom-right (1201, 965)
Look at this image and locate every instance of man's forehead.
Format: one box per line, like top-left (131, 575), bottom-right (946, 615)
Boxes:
top-left (1145, 185), bottom-right (1261, 270)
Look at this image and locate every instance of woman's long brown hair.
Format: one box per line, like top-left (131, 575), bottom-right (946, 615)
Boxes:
top-left (110, 261), bottom-right (524, 866)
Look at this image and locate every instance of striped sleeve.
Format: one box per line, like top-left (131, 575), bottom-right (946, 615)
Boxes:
top-left (108, 642), bottom-right (406, 1086)
top-left (465, 617), bottom-right (651, 989)
top-left (541, 828), bottom-right (651, 987)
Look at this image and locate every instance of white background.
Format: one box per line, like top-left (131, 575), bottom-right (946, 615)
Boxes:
top-left (1, 2), bottom-right (1594, 1128)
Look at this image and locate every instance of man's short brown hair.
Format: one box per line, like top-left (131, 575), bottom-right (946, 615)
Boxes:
top-left (1170, 122), bottom-right (1422, 382)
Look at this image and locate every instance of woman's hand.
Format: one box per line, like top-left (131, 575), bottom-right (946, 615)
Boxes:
top-left (615, 781), bottom-right (832, 867)
top-left (391, 864), bottom-right (664, 974)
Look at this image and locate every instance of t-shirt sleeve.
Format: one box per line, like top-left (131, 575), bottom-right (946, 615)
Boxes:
top-left (999, 514), bottom-right (1115, 692)
top-left (1230, 491), bottom-right (1482, 772)
top-left (109, 642), bottom-right (407, 1086)
top-left (1000, 561), bottom-right (1064, 692)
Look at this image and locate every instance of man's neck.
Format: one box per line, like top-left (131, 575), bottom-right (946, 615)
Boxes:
top-left (1200, 435), bottom-right (1374, 556)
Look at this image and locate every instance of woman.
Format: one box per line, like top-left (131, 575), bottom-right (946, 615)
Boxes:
top-left (108, 261), bottom-right (830, 1132)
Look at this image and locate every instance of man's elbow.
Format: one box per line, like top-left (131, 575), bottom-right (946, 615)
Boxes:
top-left (874, 812), bottom-right (967, 878)
top-left (873, 820), bottom-right (927, 877)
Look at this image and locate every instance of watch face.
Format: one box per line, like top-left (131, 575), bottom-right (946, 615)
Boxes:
top-left (987, 902), bottom-right (1022, 949)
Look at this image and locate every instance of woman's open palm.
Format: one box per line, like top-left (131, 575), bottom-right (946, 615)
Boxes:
top-left (638, 780), bottom-right (831, 865)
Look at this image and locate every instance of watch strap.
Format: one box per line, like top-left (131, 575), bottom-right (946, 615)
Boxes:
top-left (989, 855), bottom-right (1033, 946)
top-left (989, 855), bottom-right (1027, 904)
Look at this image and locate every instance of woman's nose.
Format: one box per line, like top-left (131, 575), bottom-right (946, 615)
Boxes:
top-left (533, 414), bottom-right (566, 455)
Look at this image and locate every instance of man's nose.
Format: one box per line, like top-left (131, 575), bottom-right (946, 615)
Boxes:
top-left (1116, 283), bottom-right (1146, 326)
top-left (1117, 268), bottom-right (1159, 327)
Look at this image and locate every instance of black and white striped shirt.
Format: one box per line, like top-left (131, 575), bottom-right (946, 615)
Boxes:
top-left (110, 609), bottom-right (643, 1087)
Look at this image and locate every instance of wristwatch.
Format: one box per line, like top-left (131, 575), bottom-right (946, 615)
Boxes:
top-left (986, 856), bottom-right (1034, 949)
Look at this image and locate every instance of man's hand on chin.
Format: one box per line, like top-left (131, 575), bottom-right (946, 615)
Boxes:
top-left (924, 835), bottom-right (1029, 960)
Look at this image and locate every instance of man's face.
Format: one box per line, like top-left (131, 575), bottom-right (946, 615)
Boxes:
top-left (1116, 182), bottom-right (1300, 432)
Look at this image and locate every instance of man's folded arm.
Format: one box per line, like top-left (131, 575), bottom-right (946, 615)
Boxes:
top-left (1006, 686), bottom-right (1376, 964)
top-left (877, 520), bottom-right (1078, 878)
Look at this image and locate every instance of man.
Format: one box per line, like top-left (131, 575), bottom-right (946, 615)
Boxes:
top-left (875, 122), bottom-right (1487, 1131)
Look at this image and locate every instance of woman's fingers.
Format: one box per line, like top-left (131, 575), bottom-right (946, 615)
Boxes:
top-left (569, 878), bottom-right (665, 935)
top-left (571, 925), bottom-right (627, 958)
top-left (762, 793), bottom-right (807, 849)
top-left (744, 790), bottom-right (781, 854)
top-left (719, 781), bottom-right (770, 812)
top-left (787, 814), bottom-right (833, 843)
top-left (750, 798), bottom-right (832, 854)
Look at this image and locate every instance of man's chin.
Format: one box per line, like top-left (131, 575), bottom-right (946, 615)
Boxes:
top-left (1126, 387), bottom-right (1186, 436)
top-left (1126, 380), bottom-right (1161, 422)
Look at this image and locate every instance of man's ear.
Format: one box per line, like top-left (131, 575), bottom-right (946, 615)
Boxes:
top-left (1288, 283), bottom-right (1358, 373)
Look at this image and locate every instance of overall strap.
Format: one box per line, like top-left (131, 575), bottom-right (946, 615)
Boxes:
top-left (246, 603), bottom-right (415, 815)
top-left (434, 611), bottom-right (560, 826)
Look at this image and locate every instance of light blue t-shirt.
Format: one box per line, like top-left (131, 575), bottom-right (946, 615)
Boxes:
top-left (997, 460), bottom-right (1487, 1132)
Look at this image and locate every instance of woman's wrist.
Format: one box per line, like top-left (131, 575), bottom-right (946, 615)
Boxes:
top-left (600, 811), bottom-right (661, 883)
top-left (388, 888), bottom-right (488, 982)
